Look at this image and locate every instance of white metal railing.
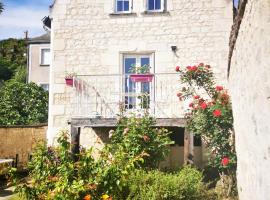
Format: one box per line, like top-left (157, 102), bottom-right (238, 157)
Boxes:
top-left (71, 73), bottom-right (184, 118)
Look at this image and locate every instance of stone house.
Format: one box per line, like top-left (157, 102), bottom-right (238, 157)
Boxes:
top-left (27, 33), bottom-right (51, 91)
top-left (48, 0), bottom-right (233, 168)
top-left (229, 0), bottom-right (270, 199)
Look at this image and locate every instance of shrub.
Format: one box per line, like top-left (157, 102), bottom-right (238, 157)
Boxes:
top-left (0, 81), bottom-right (48, 125)
top-left (109, 116), bottom-right (173, 169)
top-left (123, 166), bottom-right (216, 200)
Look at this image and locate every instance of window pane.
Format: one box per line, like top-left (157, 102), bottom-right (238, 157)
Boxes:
top-left (117, 0), bottom-right (123, 11)
top-left (124, 1), bottom-right (129, 11)
top-left (124, 58), bottom-right (136, 74)
top-left (148, 0), bottom-right (155, 10)
top-left (155, 0), bottom-right (161, 10)
top-left (41, 49), bottom-right (50, 65)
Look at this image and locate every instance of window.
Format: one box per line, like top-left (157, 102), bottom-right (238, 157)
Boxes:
top-left (123, 54), bottom-right (153, 110)
top-left (40, 48), bottom-right (50, 66)
top-left (147, 0), bottom-right (164, 11)
top-left (115, 0), bottom-right (131, 13)
top-left (40, 84), bottom-right (49, 91)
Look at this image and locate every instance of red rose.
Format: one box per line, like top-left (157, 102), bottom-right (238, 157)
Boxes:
top-left (177, 92), bottom-right (182, 97)
top-left (189, 103), bottom-right (194, 108)
top-left (191, 66), bottom-right (198, 71)
top-left (200, 102), bottom-right (207, 110)
top-left (143, 135), bottom-right (150, 142)
top-left (215, 86), bottom-right (224, 91)
top-left (213, 109), bottom-right (222, 117)
top-left (186, 66), bottom-right (192, 71)
top-left (194, 95), bottom-right (200, 99)
top-left (175, 66), bottom-right (180, 72)
top-left (221, 157), bottom-right (229, 166)
top-left (199, 63), bottom-right (204, 66)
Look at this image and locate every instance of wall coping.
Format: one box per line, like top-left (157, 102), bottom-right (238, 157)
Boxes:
top-left (0, 123), bottom-right (48, 128)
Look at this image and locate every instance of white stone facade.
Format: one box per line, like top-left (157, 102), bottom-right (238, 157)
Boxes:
top-left (229, 0), bottom-right (270, 199)
top-left (48, 0), bottom-right (233, 146)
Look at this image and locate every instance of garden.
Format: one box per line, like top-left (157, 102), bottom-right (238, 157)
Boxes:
top-left (7, 63), bottom-right (237, 200)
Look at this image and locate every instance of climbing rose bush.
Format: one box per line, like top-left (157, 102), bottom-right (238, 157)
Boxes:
top-left (175, 63), bottom-right (236, 175)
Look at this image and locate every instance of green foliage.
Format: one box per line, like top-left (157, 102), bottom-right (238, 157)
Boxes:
top-left (0, 81), bottom-right (48, 125)
top-left (109, 116), bottom-right (173, 169)
top-left (0, 38), bottom-right (27, 83)
top-left (0, 1), bottom-right (3, 14)
top-left (123, 166), bottom-right (216, 200)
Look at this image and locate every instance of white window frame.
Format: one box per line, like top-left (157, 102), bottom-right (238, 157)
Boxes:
top-left (40, 48), bottom-right (50, 66)
top-left (122, 54), bottom-right (155, 112)
top-left (114, 0), bottom-right (132, 14)
top-left (146, 0), bottom-right (165, 12)
top-left (39, 83), bottom-right (49, 91)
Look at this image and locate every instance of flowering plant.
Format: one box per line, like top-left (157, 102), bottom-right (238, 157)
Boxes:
top-left (129, 64), bottom-right (151, 74)
top-left (65, 71), bottom-right (77, 79)
top-left (175, 63), bottom-right (236, 188)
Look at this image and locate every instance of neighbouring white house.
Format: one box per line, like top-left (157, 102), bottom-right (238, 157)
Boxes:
top-left (27, 33), bottom-right (51, 91)
top-left (47, 0), bottom-right (233, 168)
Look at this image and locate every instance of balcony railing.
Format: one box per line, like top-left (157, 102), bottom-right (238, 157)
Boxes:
top-left (70, 73), bottom-right (185, 119)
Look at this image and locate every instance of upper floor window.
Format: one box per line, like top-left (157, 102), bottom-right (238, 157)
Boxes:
top-left (115, 0), bottom-right (131, 13)
top-left (147, 0), bottom-right (164, 11)
top-left (40, 48), bottom-right (50, 66)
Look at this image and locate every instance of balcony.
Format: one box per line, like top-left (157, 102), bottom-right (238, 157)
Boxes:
top-left (69, 73), bottom-right (186, 127)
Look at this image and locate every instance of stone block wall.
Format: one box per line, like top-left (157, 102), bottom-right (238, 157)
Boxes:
top-left (0, 125), bottom-right (47, 168)
top-left (48, 0), bottom-right (233, 144)
top-left (229, 0), bottom-right (270, 199)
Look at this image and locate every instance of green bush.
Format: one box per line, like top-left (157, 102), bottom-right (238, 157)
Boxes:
top-left (0, 81), bottom-right (48, 125)
top-left (109, 116), bottom-right (173, 169)
top-left (123, 166), bottom-right (216, 200)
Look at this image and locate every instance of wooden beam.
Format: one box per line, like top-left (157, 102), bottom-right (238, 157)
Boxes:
top-left (71, 126), bottom-right (81, 162)
top-left (184, 128), bottom-right (194, 165)
top-left (70, 117), bottom-right (186, 128)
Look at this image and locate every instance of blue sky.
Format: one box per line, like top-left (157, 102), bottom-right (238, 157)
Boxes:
top-left (0, 0), bottom-right (53, 39)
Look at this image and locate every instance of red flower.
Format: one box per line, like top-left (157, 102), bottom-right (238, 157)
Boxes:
top-left (189, 103), bottom-right (194, 108)
top-left (194, 95), bottom-right (200, 99)
top-left (186, 66), bottom-right (192, 71)
top-left (175, 66), bottom-right (180, 72)
top-left (200, 102), bottom-right (207, 110)
top-left (221, 157), bottom-right (229, 166)
top-left (213, 109), bottom-right (222, 117)
top-left (191, 66), bottom-right (198, 71)
top-left (215, 86), bottom-right (224, 91)
top-left (143, 135), bottom-right (150, 142)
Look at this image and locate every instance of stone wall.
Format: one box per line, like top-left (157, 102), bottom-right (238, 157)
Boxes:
top-left (48, 0), bottom-right (233, 144)
top-left (0, 125), bottom-right (47, 168)
top-left (229, 0), bottom-right (270, 199)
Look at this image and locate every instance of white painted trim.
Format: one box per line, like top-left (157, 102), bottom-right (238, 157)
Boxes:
top-left (39, 47), bottom-right (51, 66)
top-left (28, 45), bottom-right (32, 83)
top-left (145, 0), bottom-right (165, 12)
top-left (114, 0), bottom-right (133, 13)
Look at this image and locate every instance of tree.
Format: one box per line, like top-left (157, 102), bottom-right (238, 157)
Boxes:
top-left (0, 2), bottom-right (3, 14)
top-left (0, 81), bottom-right (48, 125)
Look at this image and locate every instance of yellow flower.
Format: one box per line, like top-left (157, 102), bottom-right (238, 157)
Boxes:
top-left (83, 194), bottom-right (91, 200)
top-left (102, 194), bottom-right (110, 199)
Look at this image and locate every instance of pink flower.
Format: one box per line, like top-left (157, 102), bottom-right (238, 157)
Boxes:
top-left (143, 135), bottom-right (150, 142)
top-left (175, 66), bottom-right (180, 72)
top-left (213, 109), bottom-right (222, 117)
top-left (221, 157), bottom-right (229, 166)
top-left (199, 63), bottom-right (204, 66)
top-left (186, 66), bottom-right (192, 71)
top-left (194, 95), bottom-right (200, 99)
top-left (215, 86), bottom-right (224, 91)
top-left (200, 102), bottom-right (207, 110)
top-left (189, 103), bottom-right (194, 108)
top-left (191, 66), bottom-right (198, 71)
top-left (123, 128), bottom-right (129, 135)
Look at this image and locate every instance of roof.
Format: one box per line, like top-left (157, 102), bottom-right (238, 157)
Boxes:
top-left (27, 33), bottom-right (50, 44)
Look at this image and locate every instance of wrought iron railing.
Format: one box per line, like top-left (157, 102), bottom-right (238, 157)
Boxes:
top-left (71, 73), bottom-right (185, 118)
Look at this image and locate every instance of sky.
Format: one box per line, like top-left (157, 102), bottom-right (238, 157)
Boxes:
top-left (0, 0), bottom-right (53, 40)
